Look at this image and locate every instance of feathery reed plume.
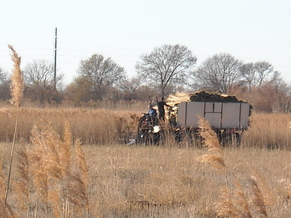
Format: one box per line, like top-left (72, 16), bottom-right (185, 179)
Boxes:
top-left (48, 188), bottom-right (61, 218)
top-left (250, 168), bottom-right (274, 207)
top-left (61, 138), bottom-right (90, 216)
top-left (248, 178), bottom-right (268, 217)
top-left (197, 116), bottom-right (226, 174)
top-left (233, 179), bottom-right (252, 218)
top-left (63, 171), bottom-right (89, 217)
top-left (43, 120), bottom-right (63, 181)
top-left (216, 186), bottom-right (238, 217)
top-left (30, 119), bottom-right (63, 216)
top-left (5, 45), bottom-right (24, 205)
top-left (198, 116), bottom-right (222, 154)
top-left (8, 45), bottom-right (23, 107)
top-left (29, 126), bottom-right (49, 203)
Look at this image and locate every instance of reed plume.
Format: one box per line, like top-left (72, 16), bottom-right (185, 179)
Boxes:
top-left (198, 116), bottom-right (226, 174)
top-left (250, 168), bottom-right (274, 207)
top-left (63, 171), bottom-right (89, 217)
top-left (216, 186), bottom-right (238, 217)
top-left (60, 137), bottom-right (89, 216)
top-left (233, 179), bottom-right (252, 218)
top-left (248, 178), bottom-right (268, 217)
top-left (30, 119), bottom-right (63, 216)
top-left (29, 125), bottom-right (49, 203)
top-left (29, 118), bottom-right (92, 217)
top-left (8, 45), bottom-right (23, 107)
top-left (5, 45), bottom-right (24, 205)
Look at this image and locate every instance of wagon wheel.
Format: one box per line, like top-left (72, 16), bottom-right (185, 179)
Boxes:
top-left (219, 132), bottom-right (241, 147)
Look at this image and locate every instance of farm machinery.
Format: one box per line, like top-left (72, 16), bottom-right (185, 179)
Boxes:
top-left (135, 112), bottom-right (163, 145)
top-left (134, 91), bottom-right (252, 146)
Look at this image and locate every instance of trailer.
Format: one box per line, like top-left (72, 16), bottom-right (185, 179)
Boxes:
top-left (174, 101), bottom-right (251, 146)
top-left (177, 101), bottom-right (250, 129)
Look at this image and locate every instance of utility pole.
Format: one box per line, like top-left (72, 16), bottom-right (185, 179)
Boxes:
top-left (54, 27), bottom-right (57, 89)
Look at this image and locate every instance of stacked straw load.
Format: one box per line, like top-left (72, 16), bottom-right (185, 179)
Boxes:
top-left (166, 90), bottom-right (245, 107)
top-left (165, 91), bottom-right (248, 123)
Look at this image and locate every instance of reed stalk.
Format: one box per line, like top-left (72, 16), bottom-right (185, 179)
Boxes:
top-left (5, 45), bottom-right (24, 205)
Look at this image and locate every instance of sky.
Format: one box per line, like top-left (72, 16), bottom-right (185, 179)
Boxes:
top-left (1, 0), bottom-right (291, 86)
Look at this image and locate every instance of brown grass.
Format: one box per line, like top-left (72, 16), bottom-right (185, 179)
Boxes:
top-left (0, 107), bottom-right (140, 145)
top-left (0, 94), bottom-right (290, 216)
top-left (0, 142), bottom-right (290, 216)
top-left (242, 112), bottom-right (291, 149)
top-left (0, 107), bottom-right (291, 149)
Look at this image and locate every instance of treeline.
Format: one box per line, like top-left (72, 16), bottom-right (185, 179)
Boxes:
top-left (0, 44), bottom-right (290, 112)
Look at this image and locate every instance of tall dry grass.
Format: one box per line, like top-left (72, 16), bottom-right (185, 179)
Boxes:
top-left (242, 112), bottom-right (291, 149)
top-left (5, 45), bottom-right (24, 205)
top-left (1, 107), bottom-right (291, 149)
top-left (0, 107), bottom-right (140, 145)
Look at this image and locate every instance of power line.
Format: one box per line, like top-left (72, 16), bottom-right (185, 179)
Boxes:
top-left (54, 27), bottom-right (57, 89)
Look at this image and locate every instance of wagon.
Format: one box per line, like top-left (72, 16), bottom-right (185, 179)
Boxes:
top-left (174, 101), bottom-right (252, 146)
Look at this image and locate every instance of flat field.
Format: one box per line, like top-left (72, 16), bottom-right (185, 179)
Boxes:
top-left (0, 107), bottom-right (290, 217)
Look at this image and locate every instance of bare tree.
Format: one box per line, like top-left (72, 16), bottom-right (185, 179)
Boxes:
top-left (0, 68), bottom-right (10, 100)
top-left (239, 61), bottom-right (274, 91)
top-left (238, 63), bottom-right (255, 91)
top-left (136, 44), bottom-right (197, 97)
top-left (75, 54), bottom-right (126, 101)
top-left (255, 61), bottom-right (273, 86)
top-left (24, 60), bottom-right (63, 102)
top-left (193, 53), bottom-right (242, 94)
top-left (119, 76), bottom-right (142, 100)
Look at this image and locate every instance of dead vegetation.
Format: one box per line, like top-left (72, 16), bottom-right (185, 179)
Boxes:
top-left (0, 116), bottom-right (290, 217)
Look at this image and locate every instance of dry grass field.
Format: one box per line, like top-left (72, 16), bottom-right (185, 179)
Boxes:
top-left (0, 106), bottom-right (290, 217)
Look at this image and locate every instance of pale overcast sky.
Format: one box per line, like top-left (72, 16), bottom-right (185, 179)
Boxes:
top-left (1, 0), bottom-right (291, 85)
